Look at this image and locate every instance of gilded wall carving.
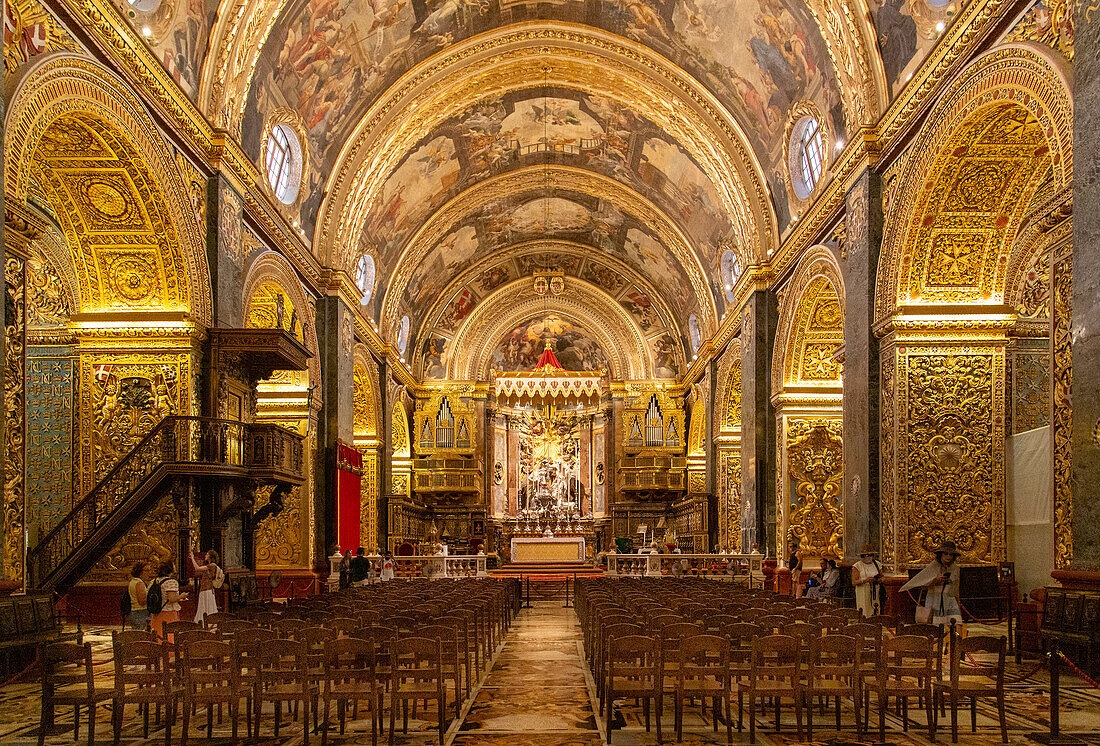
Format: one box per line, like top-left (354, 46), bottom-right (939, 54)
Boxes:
top-left (880, 348), bottom-right (897, 567)
top-left (3, 258), bottom-right (27, 584)
top-left (92, 492), bottom-right (178, 578)
top-left (1052, 254), bottom-right (1072, 568)
top-left (722, 356), bottom-right (742, 432)
top-left (900, 349), bottom-right (1005, 564)
top-left (1011, 347), bottom-right (1051, 434)
top-left (2, 0), bottom-right (79, 74)
top-left (81, 353), bottom-right (191, 575)
top-left (254, 481), bottom-right (306, 568)
top-left (785, 420), bottom-right (844, 558)
top-left (32, 114), bottom-right (194, 316)
top-left (1004, 0), bottom-right (1074, 61)
top-left (359, 449), bottom-right (379, 552)
top-left (718, 450), bottom-right (743, 552)
top-left (353, 365), bottom-right (376, 437)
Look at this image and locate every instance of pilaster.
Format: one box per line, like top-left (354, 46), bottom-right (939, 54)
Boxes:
top-left (842, 169), bottom-right (884, 559)
top-left (314, 296), bottom-right (354, 566)
top-left (741, 289), bottom-right (779, 555)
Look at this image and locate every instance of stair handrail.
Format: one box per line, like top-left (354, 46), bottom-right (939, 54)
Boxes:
top-left (27, 416), bottom-right (248, 588)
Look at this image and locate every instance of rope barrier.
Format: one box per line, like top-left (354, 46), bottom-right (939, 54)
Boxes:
top-left (1056, 650), bottom-right (1100, 690)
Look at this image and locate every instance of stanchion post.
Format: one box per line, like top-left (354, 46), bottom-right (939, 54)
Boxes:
top-left (1051, 639), bottom-right (1060, 739)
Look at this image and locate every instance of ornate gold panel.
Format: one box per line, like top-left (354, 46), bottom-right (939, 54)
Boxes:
top-left (3, 258), bottom-right (27, 584)
top-left (31, 114), bottom-right (192, 315)
top-left (359, 449), bottom-right (379, 552)
top-left (896, 347), bottom-right (1005, 565)
top-left (784, 420), bottom-right (843, 558)
top-left (254, 482), bottom-right (306, 568)
top-left (353, 365), bottom-right (376, 438)
top-left (1052, 254), bottom-right (1072, 568)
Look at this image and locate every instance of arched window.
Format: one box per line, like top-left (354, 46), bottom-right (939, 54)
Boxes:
top-left (721, 249), bottom-right (741, 302)
top-left (265, 124), bottom-right (302, 204)
top-left (355, 253), bottom-right (375, 305)
top-left (396, 315), bottom-right (410, 355)
top-left (790, 116), bottom-right (824, 199)
top-left (645, 395), bottom-right (664, 447)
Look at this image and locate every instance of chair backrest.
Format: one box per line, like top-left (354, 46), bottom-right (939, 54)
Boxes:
top-left (607, 634), bottom-right (659, 682)
top-left (882, 634), bottom-right (935, 680)
top-left (808, 634), bottom-right (860, 679)
top-left (953, 635), bottom-right (1006, 686)
top-left (679, 634), bottom-right (730, 677)
top-left (866, 614), bottom-right (899, 631)
top-left (755, 614), bottom-right (788, 634)
top-left (393, 637), bottom-right (442, 684)
top-left (202, 611), bottom-right (232, 630)
top-left (273, 617), bottom-right (309, 636)
top-left (164, 620), bottom-right (201, 638)
top-left (181, 639), bottom-right (236, 693)
top-left (816, 615), bottom-right (847, 635)
top-left (112, 629), bottom-right (157, 648)
top-left (41, 642), bottom-right (94, 695)
top-left (255, 637), bottom-right (309, 691)
top-left (782, 621), bottom-right (822, 643)
top-left (324, 636), bottom-right (375, 689)
top-left (786, 607), bottom-right (813, 622)
top-left (113, 637), bottom-right (169, 693)
top-left (750, 635), bottom-right (801, 682)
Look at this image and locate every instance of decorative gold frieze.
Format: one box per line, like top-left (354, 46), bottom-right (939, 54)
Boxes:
top-left (785, 420), bottom-right (844, 559)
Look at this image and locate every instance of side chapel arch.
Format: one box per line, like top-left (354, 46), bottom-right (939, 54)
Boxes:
top-left (874, 44), bottom-right (1071, 569)
top-left (772, 247), bottom-right (845, 560)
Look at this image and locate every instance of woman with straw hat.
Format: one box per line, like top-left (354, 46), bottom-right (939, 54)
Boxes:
top-left (900, 540), bottom-right (963, 624)
top-left (853, 543), bottom-right (884, 617)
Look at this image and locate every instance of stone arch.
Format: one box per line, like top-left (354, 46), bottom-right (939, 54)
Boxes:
top-left (447, 278), bottom-right (653, 381)
top-left (875, 44), bottom-right (1072, 325)
top-left (772, 247), bottom-right (845, 400)
top-left (5, 53), bottom-right (212, 326)
top-left (242, 250), bottom-right (321, 407)
top-left (352, 344), bottom-right (380, 439)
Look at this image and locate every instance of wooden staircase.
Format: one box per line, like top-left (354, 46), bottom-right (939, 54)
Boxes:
top-left (27, 416), bottom-right (304, 596)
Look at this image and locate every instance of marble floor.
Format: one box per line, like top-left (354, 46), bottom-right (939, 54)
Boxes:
top-left (2, 602), bottom-right (1100, 744)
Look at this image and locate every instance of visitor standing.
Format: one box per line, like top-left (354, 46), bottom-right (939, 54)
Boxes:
top-left (192, 550), bottom-right (222, 624)
top-left (339, 549), bottom-right (352, 589)
top-left (149, 561), bottom-right (185, 642)
top-left (349, 547), bottom-right (370, 585)
top-left (900, 540), bottom-right (962, 624)
top-left (853, 543), bottom-right (885, 617)
top-left (788, 542), bottom-right (804, 597)
top-left (127, 562), bottom-right (150, 631)
top-left (380, 551), bottom-right (395, 582)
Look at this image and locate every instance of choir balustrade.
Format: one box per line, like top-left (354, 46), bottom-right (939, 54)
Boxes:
top-left (605, 553), bottom-right (764, 582)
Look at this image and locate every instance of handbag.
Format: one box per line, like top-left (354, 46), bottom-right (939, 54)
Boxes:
top-left (914, 589), bottom-right (933, 623)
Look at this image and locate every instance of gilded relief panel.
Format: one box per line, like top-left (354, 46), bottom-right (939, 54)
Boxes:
top-left (359, 449), bottom-right (379, 553)
top-left (254, 482), bottom-right (306, 568)
top-left (784, 419), bottom-right (843, 558)
top-left (900, 348), bottom-right (1005, 565)
top-left (79, 353), bottom-right (191, 575)
top-left (3, 258), bottom-right (27, 583)
top-left (1052, 254), bottom-right (1072, 568)
top-left (717, 448), bottom-right (743, 552)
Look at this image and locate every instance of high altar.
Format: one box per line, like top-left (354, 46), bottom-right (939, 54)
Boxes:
top-left (492, 343), bottom-right (604, 562)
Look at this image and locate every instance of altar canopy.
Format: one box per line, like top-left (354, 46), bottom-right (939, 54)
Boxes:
top-left (494, 341), bottom-right (604, 407)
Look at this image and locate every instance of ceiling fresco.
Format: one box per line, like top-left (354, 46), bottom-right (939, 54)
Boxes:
top-left (394, 188), bottom-right (700, 336)
top-left (241, 0), bottom-right (848, 238)
top-left (868, 0), bottom-right (957, 96)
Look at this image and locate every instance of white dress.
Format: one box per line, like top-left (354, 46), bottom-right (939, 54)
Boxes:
top-left (193, 568), bottom-right (219, 623)
top-left (853, 559), bottom-right (882, 617)
top-left (380, 559), bottom-right (395, 582)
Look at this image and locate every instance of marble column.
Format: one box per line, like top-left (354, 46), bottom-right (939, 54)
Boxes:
top-left (313, 296), bottom-right (354, 566)
top-left (377, 359), bottom-right (392, 547)
top-left (705, 357), bottom-right (719, 551)
top-left (1068, 1), bottom-right (1100, 573)
top-left (842, 169), bottom-right (884, 560)
top-left (741, 289), bottom-right (779, 555)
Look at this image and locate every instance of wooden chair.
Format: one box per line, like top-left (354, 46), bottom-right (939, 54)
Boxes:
top-left (867, 614), bottom-right (899, 632)
top-left (817, 615), bottom-right (848, 636)
top-left (161, 619), bottom-right (201, 644)
top-left (321, 637), bottom-right (380, 746)
top-left (112, 633), bottom-right (175, 744)
top-left (933, 635), bottom-right (1008, 743)
top-left (675, 634), bottom-right (733, 744)
top-left (804, 634), bottom-right (862, 739)
top-left (605, 635), bottom-right (662, 744)
top-left (658, 622), bottom-right (701, 696)
top-left (740, 635), bottom-right (803, 744)
top-left (419, 623), bottom-right (464, 714)
top-left (253, 637), bottom-right (314, 743)
top-left (871, 634), bottom-right (936, 741)
top-left (389, 637), bottom-right (447, 746)
top-left (179, 639), bottom-right (242, 744)
top-left (597, 621), bottom-right (643, 713)
top-left (755, 614), bottom-right (788, 634)
top-left (232, 626), bottom-right (272, 738)
top-left (37, 642), bottom-right (111, 746)
top-left (200, 611), bottom-right (233, 630)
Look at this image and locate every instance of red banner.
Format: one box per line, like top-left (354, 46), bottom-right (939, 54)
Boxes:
top-left (335, 441), bottom-right (363, 554)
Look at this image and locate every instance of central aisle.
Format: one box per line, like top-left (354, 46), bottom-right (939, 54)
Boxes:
top-left (451, 600), bottom-right (602, 745)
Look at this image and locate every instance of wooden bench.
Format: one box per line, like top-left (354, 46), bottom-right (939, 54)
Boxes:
top-left (1041, 588), bottom-right (1100, 676)
top-left (0, 594), bottom-right (82, 673)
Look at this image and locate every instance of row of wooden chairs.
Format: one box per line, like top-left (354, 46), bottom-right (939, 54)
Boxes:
top-left (38, 578), bottom-right (518, 746)
top-left (577, 577), bottom-right (1008, 744)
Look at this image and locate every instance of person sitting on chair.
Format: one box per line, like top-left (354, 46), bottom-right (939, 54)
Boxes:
top-left (806, 558), bottom-right (840, 600)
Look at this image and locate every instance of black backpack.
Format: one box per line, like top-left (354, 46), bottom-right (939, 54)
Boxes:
top-left (146, 580), bottom-right (163, 615)
top-left (120, 586), bottom-right (131, 617)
